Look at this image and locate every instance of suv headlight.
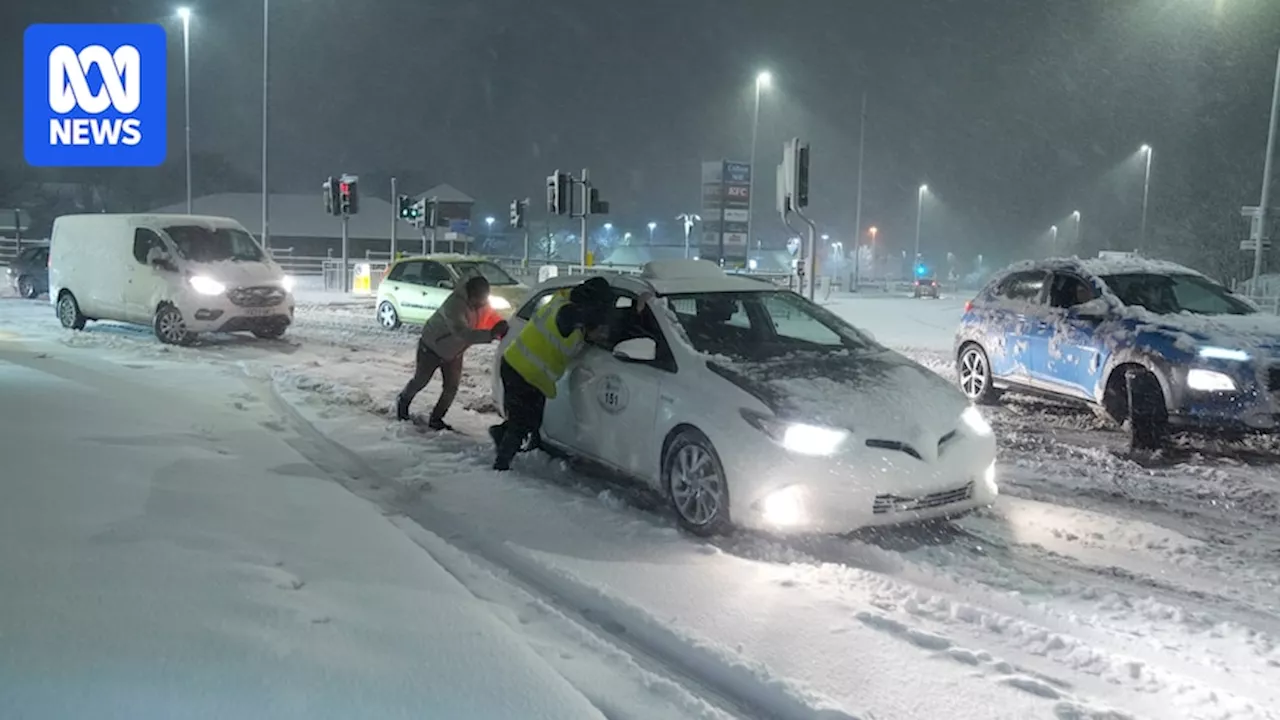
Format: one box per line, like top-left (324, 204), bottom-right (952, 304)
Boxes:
top-left (960, 406), bottom-right (993, 436)
top-left (1186, 368), bottom-right (1236, 392)
top-left (740, 409), bottom-right (849, 456)
top-left (189, 275), bottom-right (226, 295)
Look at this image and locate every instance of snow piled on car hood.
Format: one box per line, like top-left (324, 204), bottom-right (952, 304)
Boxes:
top-left (709, 349), bottom-right (971, 437)
top-left (1119, 305), bottom-right (1280, 355)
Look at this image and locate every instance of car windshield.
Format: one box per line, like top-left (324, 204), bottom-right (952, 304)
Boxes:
top-left (450, 260), bottom-right (518, 286)
top-left (1101, 273), bottom-right (1254, 316)
top-left (165, 225), bottom-right (265, 263)
top-left (664, 290), bottom-right (880, 360)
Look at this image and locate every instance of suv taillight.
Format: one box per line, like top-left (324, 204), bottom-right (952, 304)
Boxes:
top-left (964, 300), bottom-right (973, 313)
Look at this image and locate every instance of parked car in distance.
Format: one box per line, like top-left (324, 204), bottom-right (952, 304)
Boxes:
top-left (494, 259), bottom-right (998, 536)
top-left (376, 254), bottom-right (529, 330)
top-left (49, 214), bottom-right (295, 345)
top-left (954, 255), bottom-right (1280, 447)
top-left (6, 245), bottom-right (49, 298)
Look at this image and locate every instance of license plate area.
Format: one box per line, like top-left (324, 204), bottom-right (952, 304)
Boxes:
top-left (242, 307), bottom-right (273, 317)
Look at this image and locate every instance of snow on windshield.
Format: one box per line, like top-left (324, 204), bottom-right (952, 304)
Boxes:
top-left (166, 225), bottom-right (265, 263)
top-left (1101, 273), bottom-right (1254, 316)
top-left (664, 290), bottom-right (878, 361)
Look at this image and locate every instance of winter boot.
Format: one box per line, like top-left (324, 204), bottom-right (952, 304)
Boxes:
top-left (395, 394), bottom-right (412, 422)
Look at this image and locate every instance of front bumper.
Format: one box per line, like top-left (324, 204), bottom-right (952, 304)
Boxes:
top-left (176, 293), bottom-right (294, 333)
top-left (726, 433), bottom-right (999, 534)
top-left (1165, 362), bottom-right (1280, 434)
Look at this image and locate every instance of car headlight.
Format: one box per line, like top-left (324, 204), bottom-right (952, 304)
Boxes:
top-left (1198, 346), bottom-right (1249, 362)
top-left (740, 409), bottom-right (849, 456)
top-left (760, 485), bottom-right (806, 527)
top-left (489, 295), bottom-right (511, 311)
top-left (189, 275), bottom-right (226, 295)
top-left (280, 274), bottom-right (296, 292)
top-left (960, 406), bottom-right (993, 436)
top-left (1186, 368), bottom-right (1236, 392)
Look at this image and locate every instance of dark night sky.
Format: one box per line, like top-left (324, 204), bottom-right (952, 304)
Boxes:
top-left (4, 0), bottom-right (1280, 268)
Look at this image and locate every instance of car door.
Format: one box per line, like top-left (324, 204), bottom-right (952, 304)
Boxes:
top-left (1031, 272), bottom-right (1105, 399)
top-left (563, 292), bottom-right (666, 478)
top-left (124, 228), bottom-right (173, 322)
top-left (384, 260), bottom-right (430, 323)
top-left (418, 261), bottom-right (456, 314)
top-left (984, 270), bottom-right (1047, 381)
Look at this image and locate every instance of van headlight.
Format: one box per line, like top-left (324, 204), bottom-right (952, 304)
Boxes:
top-left (961, 406), bottom-right (993, 436)
top-left (1187, 368), bottom-right (1236, 392)
top-left (740, 409), bottom-right (849, 456)
top-left (280, 275), bottom-right (296, 292)
top-left (189, 275), bottom-right (226, 295)
top-left (489, 295), bottom-right (511, 311)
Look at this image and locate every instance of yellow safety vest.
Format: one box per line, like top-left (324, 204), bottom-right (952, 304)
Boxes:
top-left (503, 290), bottom-right (583, 399)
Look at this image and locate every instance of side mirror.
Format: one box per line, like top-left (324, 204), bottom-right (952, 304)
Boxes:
top-left (613, 337), bottom-right (657, 362)
top-left (437, 280), bottom-right (454, 290)
top-left (1069, 298), bottom-right (1109, 322)
top-left (150, 256), bottom-right (176, 272)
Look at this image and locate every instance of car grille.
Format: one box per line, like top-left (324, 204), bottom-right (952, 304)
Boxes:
top-left (1269, 366), bottom-right (1280, 393)
top-left (227, 285), bottom-right (286, 307)
top-left (872, 482), bottom-right (974, 515)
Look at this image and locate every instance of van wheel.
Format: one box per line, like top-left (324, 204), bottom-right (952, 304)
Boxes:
top-left (154, 304), bottom-right (195, 346)
top-left (18, 276), bottom-right (37, 299)
top-left (56, 292), bottom-right (87, 330)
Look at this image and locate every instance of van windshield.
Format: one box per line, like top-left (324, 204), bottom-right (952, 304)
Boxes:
top-left (166, 225), bottom-right (265, 263)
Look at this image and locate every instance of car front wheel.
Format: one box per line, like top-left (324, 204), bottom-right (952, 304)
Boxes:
top-left (663, 428), bottom-right (732, 536)
top-left (958, 343), bottom-right (1001, 405)
top-left (377, 300), bottom-right (401, 330)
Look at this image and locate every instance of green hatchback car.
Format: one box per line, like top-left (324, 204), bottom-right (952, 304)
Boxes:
top-left (375, 254), bottom-right (530, 330)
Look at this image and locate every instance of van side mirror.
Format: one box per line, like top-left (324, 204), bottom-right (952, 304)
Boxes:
top-left (613, 337), bottom-right (657, 362)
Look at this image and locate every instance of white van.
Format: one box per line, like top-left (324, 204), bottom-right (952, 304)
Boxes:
top-left (49, 214), bottom-right (295, 345)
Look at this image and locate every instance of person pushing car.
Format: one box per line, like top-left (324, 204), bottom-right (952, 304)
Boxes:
top-left (489, 276), bottom-right (615, 471)
top-left (397, 274), bottom-right (509, 430)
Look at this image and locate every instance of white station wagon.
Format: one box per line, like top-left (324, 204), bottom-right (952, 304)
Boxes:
top-left (492, 260), bottom-right (998, 535)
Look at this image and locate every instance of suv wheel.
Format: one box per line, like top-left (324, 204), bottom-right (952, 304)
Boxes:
top-left (957, 343), bottom-right (1000, 404)
top-left (18, 276), bottom-right (37, 299)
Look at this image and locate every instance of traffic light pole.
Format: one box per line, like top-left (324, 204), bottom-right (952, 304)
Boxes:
top-left (340, 213), bottom-right (350, 293)
top-left (389, 177), bottom-right (397, 259)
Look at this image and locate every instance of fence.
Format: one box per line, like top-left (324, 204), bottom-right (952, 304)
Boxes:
top-left (0, 237), bottom-right (49, 266)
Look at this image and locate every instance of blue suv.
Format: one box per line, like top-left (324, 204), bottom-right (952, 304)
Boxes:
top-left (954, 257), bottom-right (1280, 447)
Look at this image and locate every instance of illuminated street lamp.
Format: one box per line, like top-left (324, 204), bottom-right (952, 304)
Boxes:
top-left (177, 7), bottom-right (192, 213)
top-left (1139, 144), bottom-right (1153, 249)
top-left (748, 70), bottom-right (772, 245)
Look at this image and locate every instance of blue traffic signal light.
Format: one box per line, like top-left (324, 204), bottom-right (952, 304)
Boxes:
top-left (915, 264), bottom-right (927, 276)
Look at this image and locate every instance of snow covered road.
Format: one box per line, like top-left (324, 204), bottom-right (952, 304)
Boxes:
top-left (2, 292), bottom-right (1278, 719)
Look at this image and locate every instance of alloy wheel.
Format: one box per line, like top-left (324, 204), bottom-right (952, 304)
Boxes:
top-left (669, 443), bottom-right (726, 527)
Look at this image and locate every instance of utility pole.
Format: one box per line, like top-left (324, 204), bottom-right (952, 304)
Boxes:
top-left (389, 177), bottom-right (397, 259)
top-left (260, 0), bottom-right (270, 251)
top-left (580, 168), bottom-right (590, 270)
top-left (852, 92), bottom-right (867, 292)
top-left (1251, 48), bottom-right (1280, 286)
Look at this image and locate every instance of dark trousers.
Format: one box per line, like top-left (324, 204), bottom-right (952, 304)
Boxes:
top-left (493, 358), bottom-right (547, 470)
top-left (398, 342), bottom-right (463, 423)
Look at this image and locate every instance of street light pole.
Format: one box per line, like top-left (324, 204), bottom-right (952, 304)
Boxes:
top-left (1251, 48), bottom-right (1280, 286)
top-left (1139, 144), bottom-right (1152, 251)
top-left (178, 8), bottom-right (192, 214)
top-left (647, 221), bottom-right (657, 244)
top-left (914, 185), bottom-right (928, 273)
top-left (748, 71), bottom-right (770, 247)
top-left (260, 0), bottom-right (270, 251)
top-left (1050, 225), bottom-right (1059, 255)
top-left (1071, 210), bottom-right (1082, 251)
top-left (852, 92), bottom-right (867, 292)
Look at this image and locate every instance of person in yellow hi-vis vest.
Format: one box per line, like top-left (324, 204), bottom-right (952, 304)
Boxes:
top-left (489, 276), bottom-right (614, 471)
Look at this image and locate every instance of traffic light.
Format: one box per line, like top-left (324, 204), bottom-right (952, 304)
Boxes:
top-left (398, 194), bottom-right (416, 221)
top-left (588, 187), bottom-right (609, 215)
top-left (509, 199), bottom-right (525, 229)
top-left (916, 263), bottom-right (928, 277)
top-left (338, 176), bottom-right (359, 215)
top-left (547, 171), bottom-right (570, 216)
top-left (323, 176), bottom-right (340, 216)
top-left (794, 143), bottom-right (810, 209)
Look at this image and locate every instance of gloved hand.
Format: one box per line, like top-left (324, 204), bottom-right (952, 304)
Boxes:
top-left (491, 320), bottom-right (510, 339)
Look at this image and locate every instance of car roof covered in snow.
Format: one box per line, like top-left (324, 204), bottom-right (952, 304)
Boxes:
top-left (996, 256), bottom-right (1206, 281)
top-left (529, 260), bottom-right (777, 296)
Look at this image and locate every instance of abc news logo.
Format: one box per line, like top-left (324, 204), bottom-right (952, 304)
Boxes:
top-left (24, 24), bottom-right (166, 167)
top-left (48, 45), bottom-right (143, 146)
